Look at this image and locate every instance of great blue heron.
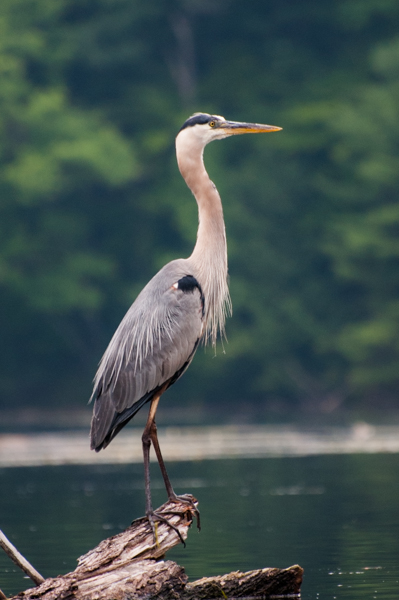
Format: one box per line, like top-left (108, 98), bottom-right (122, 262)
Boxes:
top-left (90, 113), bottom-right (281, 535)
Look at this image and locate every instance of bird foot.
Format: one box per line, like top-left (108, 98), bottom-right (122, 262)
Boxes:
top-left (146, 509), bottom-right (186, 547)
top-left (145, 494), bottom-right (200, 547)
top-left (165, 493), bottom-right (201, 531)
top-left (153, 494), bottom-right (201, 547)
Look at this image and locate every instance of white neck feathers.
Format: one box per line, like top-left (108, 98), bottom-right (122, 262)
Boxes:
top-left (176, 129), bottom-right (231, 345)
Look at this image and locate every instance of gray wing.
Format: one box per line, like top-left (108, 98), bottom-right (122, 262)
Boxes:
top-left (90, 260), bottom-right (204, 450)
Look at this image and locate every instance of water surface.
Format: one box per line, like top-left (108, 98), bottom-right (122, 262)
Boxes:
top-left (1, 454), bottom-right (399, 598)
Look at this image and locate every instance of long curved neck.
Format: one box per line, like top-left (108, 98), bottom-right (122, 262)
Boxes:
top-left (176, 132), bottom-right (231, 345)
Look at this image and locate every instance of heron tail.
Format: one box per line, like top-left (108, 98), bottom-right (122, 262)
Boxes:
top-left (90, 389), bottom-right (154, 452)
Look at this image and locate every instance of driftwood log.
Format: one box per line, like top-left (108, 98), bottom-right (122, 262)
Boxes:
top-left (9, 496), bottom-right (303, 599)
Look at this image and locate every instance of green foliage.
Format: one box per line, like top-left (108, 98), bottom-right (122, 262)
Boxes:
top-left (1, 0), bottom-right (399, 413)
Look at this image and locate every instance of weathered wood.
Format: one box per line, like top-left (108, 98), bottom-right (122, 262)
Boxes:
top-left (10, 497), bottom-right (303, 599)
top-left (183, 565), bottom-right (304, 598)
top-left (0, 529), bottom-right (44, 585)
top-left (76, 496), bottom-right (199, 572)
top-left (12, 559), bottom-right (188, 600)
top-left (11, 497), bottom-right (195, 600)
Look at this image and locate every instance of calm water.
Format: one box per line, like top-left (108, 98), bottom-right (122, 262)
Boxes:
top-left (1, 454), bottom-right (399, 598)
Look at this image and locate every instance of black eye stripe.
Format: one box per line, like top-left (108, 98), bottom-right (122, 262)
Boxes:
top-left (179, 114), bottom-right (221, 132)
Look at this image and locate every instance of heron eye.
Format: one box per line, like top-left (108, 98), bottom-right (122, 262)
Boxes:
top-left (209, 121), bottom-right (215, 127)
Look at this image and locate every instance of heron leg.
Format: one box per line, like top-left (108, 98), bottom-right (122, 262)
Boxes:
top-left (151, 421), bottom-right (201, 531)
top-left (147, 405), bottom-right (201, 531)
top-left (142, 389), bottom-right (163, 517)
top-left (142, 389), bottom-right (186, 544)
top-left (149, 421), bottom-right (176, 499)
top-left (141, 389), bottom-right (200, 542)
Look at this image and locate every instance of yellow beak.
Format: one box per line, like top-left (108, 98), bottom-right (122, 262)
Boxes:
top-left (219, 120), bottom-right (282, 134)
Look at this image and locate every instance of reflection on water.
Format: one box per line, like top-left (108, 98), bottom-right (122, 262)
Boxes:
top-left (1, 454), bottom-right (399, 599)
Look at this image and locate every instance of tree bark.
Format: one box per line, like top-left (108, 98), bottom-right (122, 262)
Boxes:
top-left (0, 530), bottom-right (44, 586)
top-left (183, 565), bottom-right (304, 598)
top-left (10, 496), bottom-right (303, 599)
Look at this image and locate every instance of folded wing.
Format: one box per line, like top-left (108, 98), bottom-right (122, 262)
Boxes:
top-left (90, 261), bottom-right (204, 450)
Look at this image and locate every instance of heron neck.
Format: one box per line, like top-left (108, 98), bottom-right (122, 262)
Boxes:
top-left (176, 141), bottom-right (230, 345)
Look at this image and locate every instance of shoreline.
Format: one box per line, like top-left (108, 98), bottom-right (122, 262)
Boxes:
top-left (1, 423), bottom-right (399, 467)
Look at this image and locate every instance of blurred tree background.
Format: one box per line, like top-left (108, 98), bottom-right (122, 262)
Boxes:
top-left (1, 0), bottom-right (399, 422)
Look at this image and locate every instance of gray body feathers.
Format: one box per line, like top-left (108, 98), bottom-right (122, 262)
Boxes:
top-left (90, 259), bottom-right (205, 450)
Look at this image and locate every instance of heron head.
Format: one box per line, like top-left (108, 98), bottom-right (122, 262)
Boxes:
top-left (177, 112), bottom-right (282, 148)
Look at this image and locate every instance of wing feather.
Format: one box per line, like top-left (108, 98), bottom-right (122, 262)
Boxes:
top-left (90, 260), bottom-right (204, 450)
